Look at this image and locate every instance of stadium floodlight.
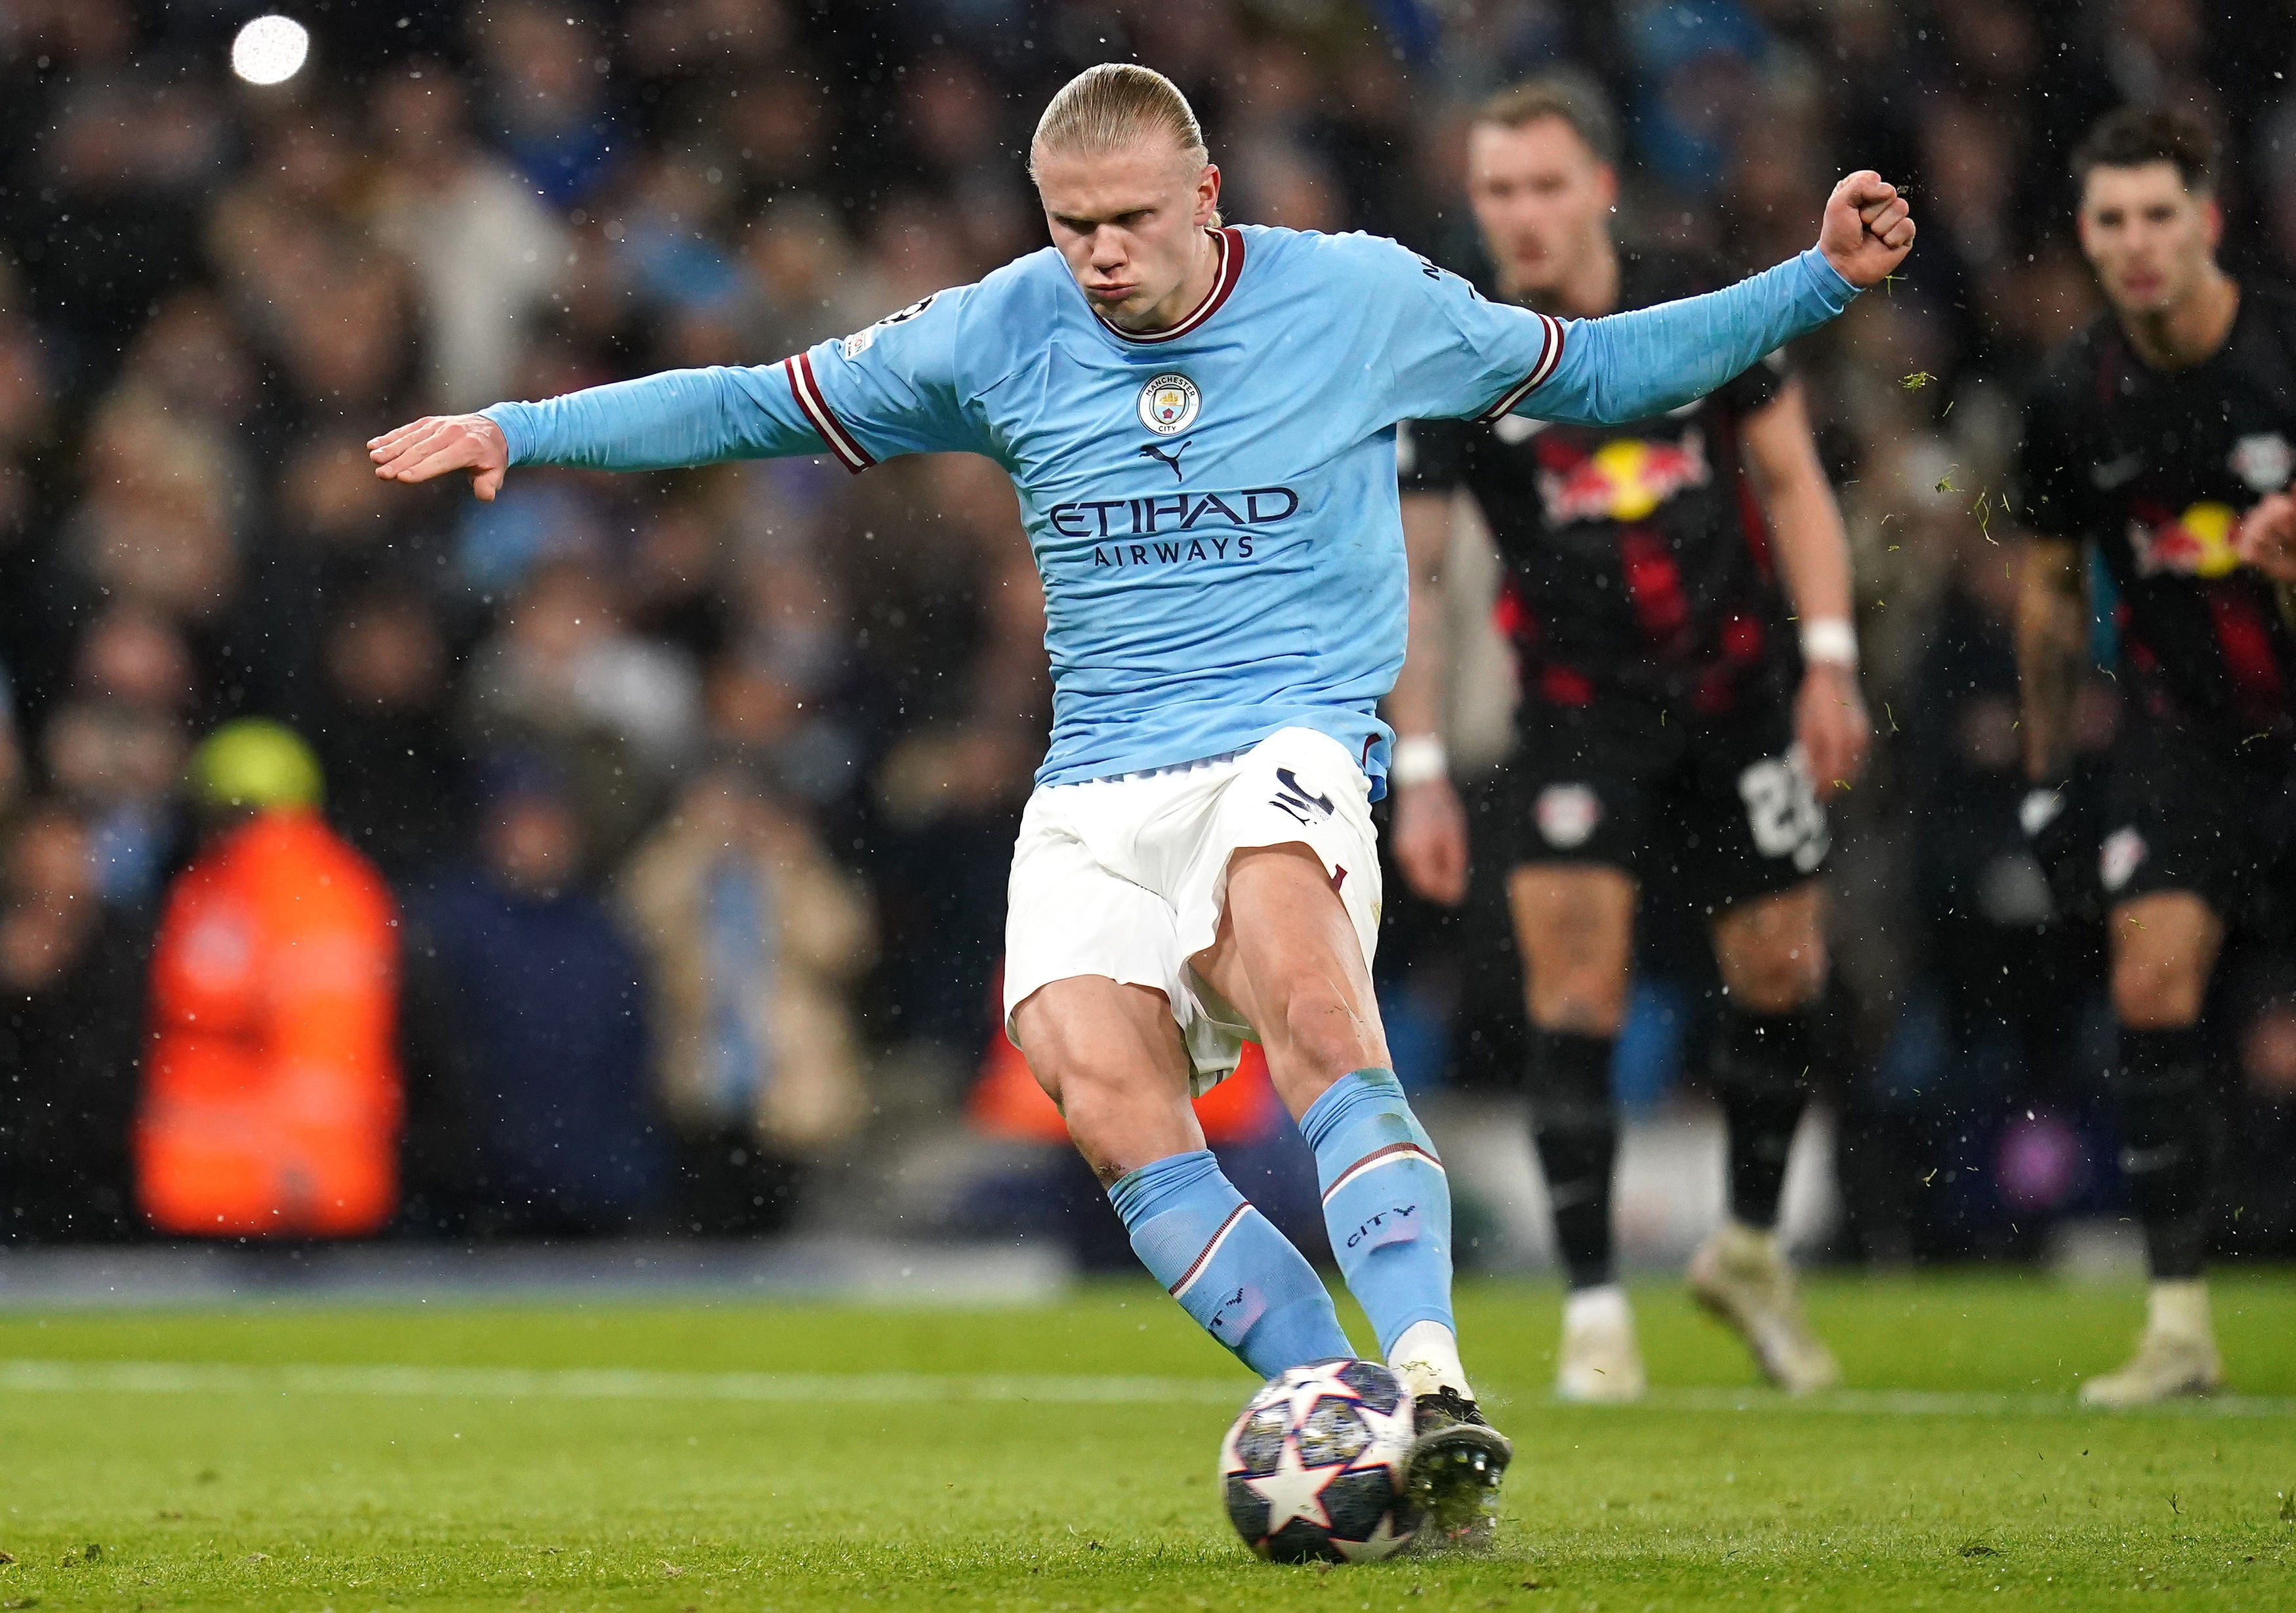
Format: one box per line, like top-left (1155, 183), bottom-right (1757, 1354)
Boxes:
top-left (230, 14), bottom-right (310, 86)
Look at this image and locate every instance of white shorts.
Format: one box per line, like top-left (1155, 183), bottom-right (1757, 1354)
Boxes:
top-left (1002, 726), bottom-right (1384, 1095)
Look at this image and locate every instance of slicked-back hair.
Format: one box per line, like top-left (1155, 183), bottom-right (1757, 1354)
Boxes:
top-left (2072, 106), bottom-right (2221, 197)
top-left (1471, 73), bottom-right (1622, 170)
top-left (1029, 62), bottom-right (1209, 180)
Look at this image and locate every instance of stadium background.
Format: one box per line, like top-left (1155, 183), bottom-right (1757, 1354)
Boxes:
top-left (3, 0), bottom-right (2293, 1269)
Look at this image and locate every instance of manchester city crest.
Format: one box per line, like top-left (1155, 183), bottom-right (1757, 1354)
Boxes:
top-left (1138, 373), bottom-right (1201, 436)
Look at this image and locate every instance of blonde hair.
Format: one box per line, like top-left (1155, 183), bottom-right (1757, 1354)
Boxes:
top-left (1029, 63), bottom-right (1208, 178)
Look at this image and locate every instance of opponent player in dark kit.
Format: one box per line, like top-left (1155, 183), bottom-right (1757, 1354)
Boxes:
top-left (1391, 79), bottom-right (1870, 1399)
top-left (2018, 106), bottom-right (2296, 1404)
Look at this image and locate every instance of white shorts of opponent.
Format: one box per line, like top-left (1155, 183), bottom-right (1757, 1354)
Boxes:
top-left (1002, 725), bottom-right (1384, 1097)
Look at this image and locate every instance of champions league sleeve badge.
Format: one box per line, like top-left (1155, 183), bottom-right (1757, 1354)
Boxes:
top-left (841, 293), bottom-right (939, 360)
top-left (1139, 373), bottom-right (1202, 436)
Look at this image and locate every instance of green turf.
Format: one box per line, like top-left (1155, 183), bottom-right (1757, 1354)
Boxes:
top-left (3, 1273), bottom-right (2294, 1610)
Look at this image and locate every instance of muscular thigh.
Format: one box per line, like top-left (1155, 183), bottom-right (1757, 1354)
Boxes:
top-left (1189, 842), bottom-right (1389, 1116)
top-left (1500, 701), bottom-right (1660, 1032)
top-left (1011, 975), bottom-right (1202, 1182)
top-left (1506, 863), bottom-right (1637, 1032)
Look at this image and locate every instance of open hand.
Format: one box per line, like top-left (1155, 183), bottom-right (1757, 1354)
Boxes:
top-left (368, 414), bottom-right (510, 500)
top-left (1796, 663), bottom-right (1871, 802)
top-left (1391, 777), bottom-right (1469, 907)
top-left (2236, 491), bottom-right (2296, 582)
top-left (1816, 171), bottom-right (1916, 289)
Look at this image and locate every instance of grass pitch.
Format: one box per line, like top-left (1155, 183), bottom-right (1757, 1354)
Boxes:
top-left (2, 1273), bottom-right (2294, 1610)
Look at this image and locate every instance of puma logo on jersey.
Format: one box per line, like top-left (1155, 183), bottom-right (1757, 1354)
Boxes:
top-left (1270, 767), bottom-right (1334, 824)
top-left (1137, 438), bottom-right (1192, 481)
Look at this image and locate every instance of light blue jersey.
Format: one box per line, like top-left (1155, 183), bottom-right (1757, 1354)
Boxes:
top-left (485, 226), bottom-right (1858, 792)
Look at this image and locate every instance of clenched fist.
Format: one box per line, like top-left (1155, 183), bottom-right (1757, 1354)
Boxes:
top-left (1817, 171), bottom-right (1916, 290)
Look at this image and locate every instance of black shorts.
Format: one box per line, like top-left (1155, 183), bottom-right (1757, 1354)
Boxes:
top-left (2099, 716), bottom-right (2296, 933)
top-left (1500, 693), bottom-right (1828, 910)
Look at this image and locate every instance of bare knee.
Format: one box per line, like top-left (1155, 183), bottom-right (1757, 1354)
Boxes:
top-left (1268, 985), bottom-right (1384, 1089)
top-left (2108, 895), bottom-right (2223, 1030)
top-left (1713, 888), bottom-right (1826, 1014)
top-left (1721, 933), bottom-right (1826, 1013)
top-left (1529, 954), bottom-right (1630, 1032)
top-left (1511, 867), bottom-right (1635, 1033)
top-left (2111, 954), bottom-right (2207, 1029)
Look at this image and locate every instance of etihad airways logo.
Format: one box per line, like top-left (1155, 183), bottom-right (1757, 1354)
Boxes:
top-left (1049, 486), bottom-right (1300, 542)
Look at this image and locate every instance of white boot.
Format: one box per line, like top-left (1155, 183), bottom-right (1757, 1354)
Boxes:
top-left (1687, 1220), bottom-right (1840, 1395)
top-left (2080, 1280), bottom-right (2223, 1407)
top-left (1555, 1284), bottom-right (1647, 1403)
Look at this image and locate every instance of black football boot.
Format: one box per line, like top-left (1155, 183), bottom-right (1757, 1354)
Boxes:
top-left (1403, 1387), bottom-right (1511, 1546)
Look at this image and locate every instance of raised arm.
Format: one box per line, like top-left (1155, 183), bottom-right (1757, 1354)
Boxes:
top-left (1529, 173), bottom-right (1912, 428)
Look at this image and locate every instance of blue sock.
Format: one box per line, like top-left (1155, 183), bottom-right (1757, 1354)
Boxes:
top-left (1109, 1149), bottom-right (1353, 1378)
top-left (1300, 1069), bottom-right (1455, 1357)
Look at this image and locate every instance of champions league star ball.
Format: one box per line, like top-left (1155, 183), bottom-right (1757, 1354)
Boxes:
top-left (1220, 1359), bottom-right (1420, 1562)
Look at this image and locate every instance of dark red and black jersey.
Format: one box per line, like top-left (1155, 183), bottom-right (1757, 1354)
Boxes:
top-left (1401, 251), bottom-right (1796, 720)
top-left (2015, 283), bottom-right (2296, 750)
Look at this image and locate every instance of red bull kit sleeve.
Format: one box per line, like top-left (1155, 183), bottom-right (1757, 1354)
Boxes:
top-left (1380, 241), bottom-right (1857, 428)
top-left (482, 287), bottom-right (989, 472)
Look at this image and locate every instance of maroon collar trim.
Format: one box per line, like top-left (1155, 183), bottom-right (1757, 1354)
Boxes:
top-left (1092, 227), bottom-right (1246, 344)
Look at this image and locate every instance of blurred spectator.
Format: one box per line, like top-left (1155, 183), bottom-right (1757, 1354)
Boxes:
top-left (621, 760), bottom-right (874, 1231)
top-left (465, 557), bottom-right (703, 857)
top-left (42, 696), bottom-right (186, 909)
top-left (405, 750), bottom-right (666, 1235)
top-left (1, 798), bottom-right (145, 1242)
top-left (305, 584), bottom-right (470, 885)
top-left (473, 1), bottom-right (626, 208)
top-left (138, 721), bottom-right (401, 1238)
top-left (370, 67), bottom-right (571, 413)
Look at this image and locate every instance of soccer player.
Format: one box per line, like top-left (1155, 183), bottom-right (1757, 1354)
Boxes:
top-left (371, 64), bottom-right (1912, 1517)
top-left (2017, 106), bottom-right (2296, 1406)
top-left (1389, 79), bottom-right (1869, 1401)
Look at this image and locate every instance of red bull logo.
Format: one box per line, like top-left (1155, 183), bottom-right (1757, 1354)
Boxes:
top-left (2130, 501), bottom-right (2241, 578)
top-left (1537, 430), bottom-right (1711, 525)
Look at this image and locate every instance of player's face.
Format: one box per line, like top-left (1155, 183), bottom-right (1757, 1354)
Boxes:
top-left (2076, 162), bottom-right (2222, 319)
top-left (1035, 136), bottom-right (1221, 330)
top-left (1465, 116), bottom-right (1616, 301)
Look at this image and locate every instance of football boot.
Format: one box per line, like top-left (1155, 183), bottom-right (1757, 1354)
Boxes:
top-left (1403, 1387), bottom-right (1511, 1545)
top-left (1687, 1221), bottom-right (1841, 1395)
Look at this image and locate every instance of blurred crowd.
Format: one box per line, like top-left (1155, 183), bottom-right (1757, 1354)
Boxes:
top-left (3, 0), bottom-right (2295, 1261)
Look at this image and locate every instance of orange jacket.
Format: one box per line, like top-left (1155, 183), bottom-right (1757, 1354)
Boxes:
top-left (137, 808), bottom-right (400, 1237)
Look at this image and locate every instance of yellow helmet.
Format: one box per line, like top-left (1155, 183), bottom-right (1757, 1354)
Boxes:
top-left (188, 718), bottom-right (324, 811)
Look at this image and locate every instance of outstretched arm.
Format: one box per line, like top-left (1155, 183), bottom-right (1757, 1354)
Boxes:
top-left (368, 364), bottom-right (834, 499)
top-left (1527, 173), bottom-right (1914, 428)
top-left (371, 287), bottom-right (984, 499)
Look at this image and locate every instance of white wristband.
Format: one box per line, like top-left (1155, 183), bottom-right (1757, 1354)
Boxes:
top-left (1389, 734), bottom-right (1448, 788)
top-left (1799, 618), bottom-right (1859, 668)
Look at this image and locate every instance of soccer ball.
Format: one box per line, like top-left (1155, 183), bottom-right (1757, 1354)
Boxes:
top-left (1220, 1358), bottom-right (1420, 1562)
